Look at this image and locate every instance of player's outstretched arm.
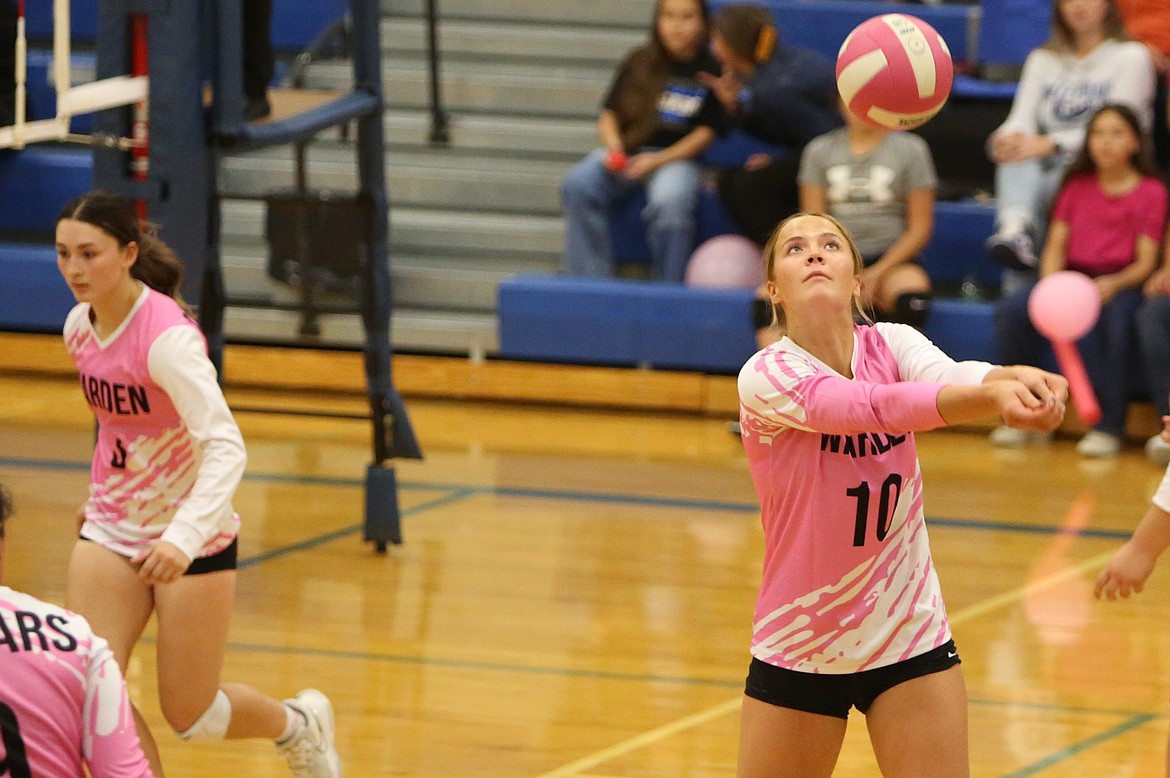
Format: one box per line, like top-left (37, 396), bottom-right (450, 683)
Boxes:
top-left (936, 379), bottom-right (1065, 431)
top-left (1096, 505), bottom-right (1170, 601)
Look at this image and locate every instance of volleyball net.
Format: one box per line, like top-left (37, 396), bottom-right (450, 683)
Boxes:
top-left (0, 0), bottom-right (147, 151)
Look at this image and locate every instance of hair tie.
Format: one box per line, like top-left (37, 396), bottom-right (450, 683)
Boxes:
top-left (754, 25), bottom-right (776, 63)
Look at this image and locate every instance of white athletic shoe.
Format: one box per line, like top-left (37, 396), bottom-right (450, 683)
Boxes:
top-left (1146, 434), bottom-right (1170, 466)
top-left (1076, 431), bottom-right (1121, 458)
top-left (277, 689), bottom-right (341, 778)
top-left (988, 425), bottom-right (1052, 447)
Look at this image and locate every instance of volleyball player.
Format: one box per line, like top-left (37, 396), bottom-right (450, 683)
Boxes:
top-left (55, 191), bottom-right (340, 777)
top-left (736, 212), bottom-right (1067, 776)
top-left (0, 481), bottom-right (154, 776)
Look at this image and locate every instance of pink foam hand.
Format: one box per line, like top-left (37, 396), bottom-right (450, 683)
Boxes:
top-left (1052, 339), bottom-right (1101, 427)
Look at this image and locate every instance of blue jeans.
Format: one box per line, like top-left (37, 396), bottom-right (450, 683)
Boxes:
top-left (560, 148), bottom-right (700, 282)
top-left (993, 152), bottom-right (1071, 239)
top-left (1137, 293), bottom-right (1170, 417)
top-left (995, 281), bottom-right (1142, 437)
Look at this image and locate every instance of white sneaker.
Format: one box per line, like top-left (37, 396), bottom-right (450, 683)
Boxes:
top-left (1146, 434), bottom-right (1170, 466)
top-left (989, 426), bottom-right (1052, 447)
top-left (1076, 431), bottom-right (1121, 458)
top-left (986, 232), bottom-right (1037, 271)
top-left (277, 689), bottom-right (341, 778)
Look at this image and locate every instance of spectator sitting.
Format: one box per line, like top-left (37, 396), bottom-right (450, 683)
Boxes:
top-left (559, 0), bottom-right (723, 283)
top-left (984, 0), bottom-right (1154, 284)
top-left (798, 105), bottom-right (937, 331)
top-left (702, 3), bottom-right (842, 249)
top-left (991, 103), bottom-right (1166, 457)
top-left (1115, 0), bottom-right (1170, 170)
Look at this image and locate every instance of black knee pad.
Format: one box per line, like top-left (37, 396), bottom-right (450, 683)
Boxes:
top-left (892, 292), bottom-right (932, 329)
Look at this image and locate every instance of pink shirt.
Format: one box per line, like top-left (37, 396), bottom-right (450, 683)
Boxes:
top-left (0, 586), bottom-right (153, 777)
top-left (1052, 174), bottom-right (1168, 277)
top-left (63, 287), bottom-right (242, 561)
top-left (738, 323), bottom-right (993, 673)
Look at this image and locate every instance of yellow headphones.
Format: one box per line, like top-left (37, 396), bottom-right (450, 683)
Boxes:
top-left (754, 24), bottom-right (777, 64)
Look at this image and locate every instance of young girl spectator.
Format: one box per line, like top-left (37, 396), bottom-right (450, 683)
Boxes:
top-left (701, 3), bottom-right (841, 247)
top-left (0, 482), bottom-right (155, 777)
top-left (737, 212), bottom-right (1066, 777)
top-left (986, 0), bottom-right (1154, 276)
top-left (55, 191), bottom-right (339, 777)
top-left (799, 105), bottom-right (938, 329)
top-left (991, 104), bottom-right (1166, 457)
top-left (560, 0), bottom-right (722, 283)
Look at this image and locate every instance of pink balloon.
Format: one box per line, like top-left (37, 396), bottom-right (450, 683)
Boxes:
top-left (1027, 271), bottom-right (1100, 341)
top-left (684, 235), bottom-right (764, 290)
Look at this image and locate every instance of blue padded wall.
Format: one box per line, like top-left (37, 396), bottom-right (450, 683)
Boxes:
top-left (0, 147), bottom-right (91, 234)
top-left (0, 243), bottom-right (75, 332)
top-left (25, 0), bottom-right (348, 51)
top-left (709, 1), bottom-right (975, 63)
top-left (498, 276), bottom-right (758, 374)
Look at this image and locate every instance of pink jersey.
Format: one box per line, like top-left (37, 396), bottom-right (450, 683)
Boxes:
top-left (63, 286), bottom-right (242, 562)
top-left (0, 586), bottom-right (153, 777)
top-left (1052, 173), bottom-right (1167, 277)
top-left (738, 323), bottom-right (993, 673)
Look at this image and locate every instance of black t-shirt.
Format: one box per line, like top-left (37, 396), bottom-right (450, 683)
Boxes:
top-left (603, 49), bottom-right (723, 152)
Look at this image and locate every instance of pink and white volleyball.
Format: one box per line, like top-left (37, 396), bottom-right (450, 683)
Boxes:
top-left (684, 235), bottom-right (764, 289)
top-left (835, 14), bottom-right (953, 130)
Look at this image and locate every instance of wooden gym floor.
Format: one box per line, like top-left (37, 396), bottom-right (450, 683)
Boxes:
top-left (2, 334), bottom-right (1170, 776)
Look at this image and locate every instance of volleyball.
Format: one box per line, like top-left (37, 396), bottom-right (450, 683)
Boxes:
top-left (835, 14), bottom-right (953, 131)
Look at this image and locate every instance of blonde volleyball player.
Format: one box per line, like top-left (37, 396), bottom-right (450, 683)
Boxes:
top-left (735, 212), bottom-right (1068, 777)
top-left (55, 191), bottom-right (340, 778)
top-left (0, 482), bottom-right (154, 777)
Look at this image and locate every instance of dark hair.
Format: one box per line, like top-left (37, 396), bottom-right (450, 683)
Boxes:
top-left (610, 0), bottom-right (712, 150)
top-left (56, 191), bottom-right (189, 310)
top-left (0, 483), bottom-right (10, 540)
top-left (1060, 103), bottom-right (1157, 186)
top-left (1043, 0), bottom-right (1128, 54)
top-left (712, 4), bottom-right (778, 64)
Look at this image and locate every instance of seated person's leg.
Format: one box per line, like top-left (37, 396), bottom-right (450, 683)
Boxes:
top-left (561, 149), bottom-right (627, 277)
top-left (642, 160), bottom-right (701, 283)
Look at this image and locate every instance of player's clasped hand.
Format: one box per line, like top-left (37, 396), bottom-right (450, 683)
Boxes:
top-left (991, 365), bottom-right (1069, 432)
top-left (131, 541), bottom-right (191, 585)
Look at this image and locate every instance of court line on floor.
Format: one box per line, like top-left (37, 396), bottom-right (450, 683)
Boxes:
top-left (530, 547), bottom-right (1127, 778)
top-left (1001, 713), bottom-right (1159, 778)
top-left (0, 456), bottom-right (1135, 541)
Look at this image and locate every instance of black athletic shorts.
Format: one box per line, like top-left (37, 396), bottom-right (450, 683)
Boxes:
top-left (80, 536), bottom-right (238, 575)
top-left (744, 639), bottom-right (961, 719)
top-left (186, 538), bottom-right (238, 575)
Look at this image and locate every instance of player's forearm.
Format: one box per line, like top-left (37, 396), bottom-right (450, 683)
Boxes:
top-left (935, 384), bottom-right (999, 425)
top-left (1130, 504), bottom-right (1170, 561)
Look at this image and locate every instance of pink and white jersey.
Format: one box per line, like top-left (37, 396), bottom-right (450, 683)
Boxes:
top-left (738, 323), bottom-right (993, 673)
top-left (0, 586), bottom-right (153, 777)
top-left (63, 286), bottom-right (243, 562)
